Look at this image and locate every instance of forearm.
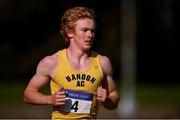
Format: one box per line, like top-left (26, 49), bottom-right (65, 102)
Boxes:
top-left (23, 90), bottom-right (52, 105)
top-left (103, 92), bottom-right (119, 109)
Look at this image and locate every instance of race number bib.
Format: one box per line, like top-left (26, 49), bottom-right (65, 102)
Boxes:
top-left (59, 89), bottom-right (93, 114)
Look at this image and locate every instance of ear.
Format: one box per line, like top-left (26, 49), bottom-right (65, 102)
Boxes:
top-left (67, 32), bottom-right (74, 38)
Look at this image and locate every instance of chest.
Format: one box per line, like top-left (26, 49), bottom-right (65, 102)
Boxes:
top-left (54, 63), bottom-right (103, 93)
top-left (68, 58), bottom-right (91, 71)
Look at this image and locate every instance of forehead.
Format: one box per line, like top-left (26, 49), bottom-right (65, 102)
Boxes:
top-left (75, 18), bottom-right (95, 29)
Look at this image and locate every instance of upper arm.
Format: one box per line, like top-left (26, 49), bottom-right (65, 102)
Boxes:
top-left (25, 54), bottom-right (58, 92)
top-left (99, 56), bottom-right (118, 97)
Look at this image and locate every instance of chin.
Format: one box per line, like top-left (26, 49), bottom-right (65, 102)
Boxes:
top-left (82, 46), bottom-right (91, 52)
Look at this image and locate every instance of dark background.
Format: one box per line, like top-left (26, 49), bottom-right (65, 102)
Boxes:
top-left (1, 0), bottom-right (179, 85)
top-left (137, 0), bottom-right (180, 85)
top-left (0, 0), bottom-right (120, 84)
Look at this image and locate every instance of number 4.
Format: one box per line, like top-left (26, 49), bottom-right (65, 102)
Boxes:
top-left (71, 101), bottom-right (79, 112)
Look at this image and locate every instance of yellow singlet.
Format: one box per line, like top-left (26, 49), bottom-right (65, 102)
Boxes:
top-left (50, 49), bottom-right (104, 119)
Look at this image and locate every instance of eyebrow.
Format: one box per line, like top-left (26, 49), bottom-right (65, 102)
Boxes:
top-left (81, 27), bottom-right (95, 31)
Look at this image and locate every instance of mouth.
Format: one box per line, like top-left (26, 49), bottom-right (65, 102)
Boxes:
top-left (84, 40), bottom-right (92, 45)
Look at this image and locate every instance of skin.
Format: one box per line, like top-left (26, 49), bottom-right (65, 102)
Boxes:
top-left (24, 18), bottom-right (119, 109)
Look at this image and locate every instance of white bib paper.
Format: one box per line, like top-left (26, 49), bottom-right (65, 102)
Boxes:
top-left (59, 89), bottom-right (93, 114)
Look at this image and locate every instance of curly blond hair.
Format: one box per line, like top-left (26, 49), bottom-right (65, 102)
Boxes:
top-left (60, 6), bottom-right (96, 44)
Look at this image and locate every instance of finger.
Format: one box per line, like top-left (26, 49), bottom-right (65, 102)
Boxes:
top-left (52, 97), bottom-right (66, 106)
top-left (59, 87), bottom-right (64, 91)
top-left (97, 86), bottom-right (102, 91)
top-left (55, 97), bottom-right (66, 105)
top-left (58, 91), bottom-right (66, 95)
top-left (97, 86), bottom-right (102, 94)
top-left (97, 97), bottom-right (103, 104)
top-left (96, 92), bottom-right (102, 100)
top-left (99, 86), bottom-right (102, 88)
top-left (98, 86), bottom-right (106, 94)
top-left (56, 97), bottom-right (66, 102)
top-left (56, 100), bottom-right (66, 105)
top-left (55, 94), bottom-right (66, 99)
top-left (97, 90), bottom-right (103, 97)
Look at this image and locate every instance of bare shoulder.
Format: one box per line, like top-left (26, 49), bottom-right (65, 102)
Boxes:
top-left (36, 52), bottom-right (59, 76)
top-left (99, 55), bottom-right (113, 75)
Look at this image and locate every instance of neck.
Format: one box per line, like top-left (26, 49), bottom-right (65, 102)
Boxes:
top-left (67, 43), bottom-right (91, 58)
top-left (66, 47), bottom-right (91, 71)
top-left (67, 47), bottom-right (90, 60)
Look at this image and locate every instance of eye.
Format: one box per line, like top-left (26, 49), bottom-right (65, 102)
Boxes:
top-left (82, 29), bottom-right (88, 32)
top-left (91, 29), bottom-right (95, 33)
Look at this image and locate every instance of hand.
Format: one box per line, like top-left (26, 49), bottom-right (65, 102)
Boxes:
top-left (96, 86), bottom-right (107, 103)
top-left (50, 87), bottom-right (66, 106)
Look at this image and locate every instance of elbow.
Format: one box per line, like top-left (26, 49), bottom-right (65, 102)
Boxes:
top-left (23, 95), bottom-right (28, 103)
top-left (23, 90), bottom-right (31, 104)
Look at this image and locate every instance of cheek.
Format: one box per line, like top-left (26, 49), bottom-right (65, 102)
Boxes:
top-left (77, 33), bottom-right (85, 39)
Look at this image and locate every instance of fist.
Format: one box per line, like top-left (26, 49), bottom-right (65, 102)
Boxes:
top-left (96, 86), bottom-right (107, 103)
top-left (51, 87), bottom-right (66, 106)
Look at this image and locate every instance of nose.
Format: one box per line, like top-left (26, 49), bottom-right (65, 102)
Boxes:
top-left (87, 30), bottom-right (94, 38)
